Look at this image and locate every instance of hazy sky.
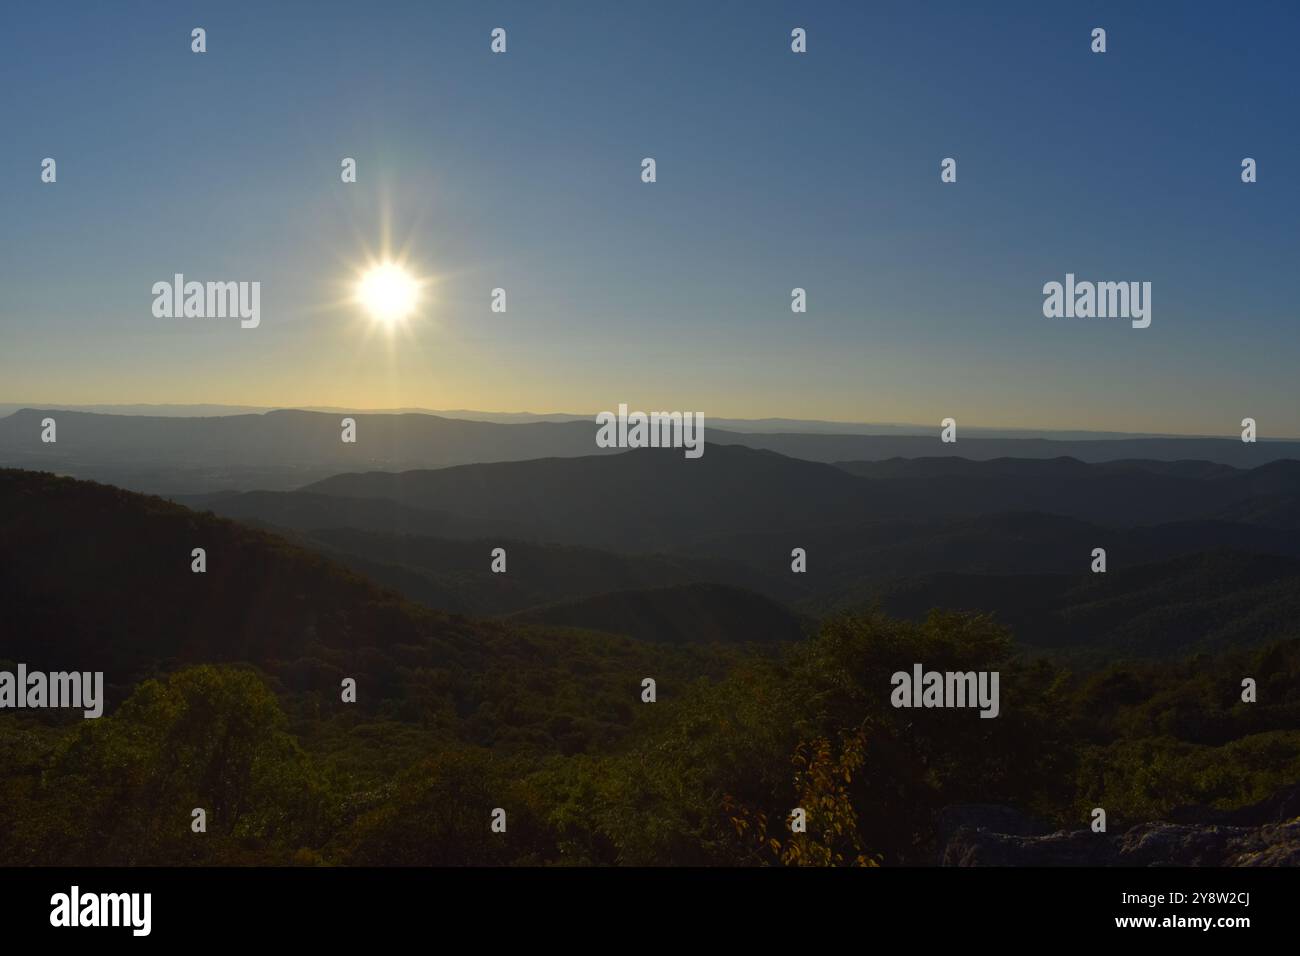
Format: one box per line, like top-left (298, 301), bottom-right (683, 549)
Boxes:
top-left (1, 1), bottom-right (1297, 435)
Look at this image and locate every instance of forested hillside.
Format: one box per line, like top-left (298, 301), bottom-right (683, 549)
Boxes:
top-left (3, 469), bottom-right (1297, 866)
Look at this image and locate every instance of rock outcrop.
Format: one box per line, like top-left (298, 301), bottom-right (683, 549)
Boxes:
top-left (939, 785), bottom-right (1300, 866)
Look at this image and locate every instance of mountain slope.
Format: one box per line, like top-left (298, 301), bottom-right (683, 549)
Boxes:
top-left (871, 550), bottom-right (1300, 660)
top-left (304, 444), bottom-right (874, 551)
top-left (507, 582), bottom-right (809, 644)
top-left (293, 527), bottom-right (799, 615)
top-left (174, 489), bottom-right (528, 540)
top-left (0, 470), bottom-right (733, 741)
top-left (304, 449), bottom-right (1300, 555)
top-left (0, 469), bottom-right (480, 679)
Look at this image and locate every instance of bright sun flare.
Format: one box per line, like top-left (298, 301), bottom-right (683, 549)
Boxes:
top-left (356, 263), bottom-right (420, 324)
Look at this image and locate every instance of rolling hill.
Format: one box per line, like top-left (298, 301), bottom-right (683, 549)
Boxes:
top-left (5, 407), bottom-right (1300, 495)
top-left (304, 447), bottom-right (1300, 553)
top-left (870, 550), bottom-right (1300, 661)
top-left (0, 469), bottom-right (733, 731)
top-left (303, 444), bottom-right (874, 552)
top-left (506, 582), bottom-right (810, 645)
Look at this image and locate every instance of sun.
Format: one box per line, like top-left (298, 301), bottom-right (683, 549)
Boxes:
top-left (356, 262), bottom-right (420, 324)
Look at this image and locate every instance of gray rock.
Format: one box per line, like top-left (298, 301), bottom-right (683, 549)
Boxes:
top-left (939, 813), bottom-right (1300, 867)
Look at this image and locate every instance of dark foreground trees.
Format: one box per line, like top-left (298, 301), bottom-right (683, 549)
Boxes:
top-left (2, 614), bottom-right (1296, 866)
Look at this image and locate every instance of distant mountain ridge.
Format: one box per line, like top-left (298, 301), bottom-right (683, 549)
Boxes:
top-left (302, 446), bottom-right (1300, 552)
top-left (6, 460), bottom-right (1300, 672)
top-left (3, 407), bottom-right (1299, 494)
top-left (169, 489), bottom-right (1300, 631)
top-left (2, 403), bottom-right (1252, 439)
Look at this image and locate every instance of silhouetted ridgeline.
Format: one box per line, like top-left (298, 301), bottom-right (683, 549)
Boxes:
top-left (4, 407), bottom-right (1300, 494)
top-left (302, 448), bottom-right (1300, 551)
top-left (158, 450), bottom-right (1300, 659)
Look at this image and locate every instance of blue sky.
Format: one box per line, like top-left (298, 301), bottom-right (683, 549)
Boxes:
top-left (1, 0), bottom-right (1297, 435)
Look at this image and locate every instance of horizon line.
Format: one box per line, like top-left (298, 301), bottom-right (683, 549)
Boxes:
top-left (2, 402), bottom-right (1298, 443)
